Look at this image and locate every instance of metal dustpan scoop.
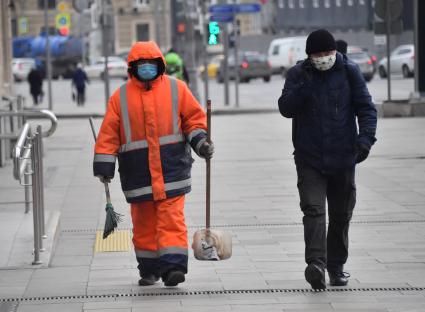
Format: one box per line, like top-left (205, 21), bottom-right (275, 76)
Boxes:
top-left (192, 100), bottom-right (232, 261)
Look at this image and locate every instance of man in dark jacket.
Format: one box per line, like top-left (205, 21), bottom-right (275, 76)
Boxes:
top-left (71, 63), bottom-right (89, 106)
top-left (27, 66), bottom-right (43, 105)
top-left (278, 29), bottom-right (377, 290)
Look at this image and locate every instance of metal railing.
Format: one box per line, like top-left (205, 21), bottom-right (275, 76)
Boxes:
top-left (0, 108), bottom-right (58, 265)
top-left (0, 95), bottom-right (25, 166)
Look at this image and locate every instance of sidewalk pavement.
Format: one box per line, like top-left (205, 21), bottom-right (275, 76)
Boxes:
top-left (1, 112), bottom-right (425, 311)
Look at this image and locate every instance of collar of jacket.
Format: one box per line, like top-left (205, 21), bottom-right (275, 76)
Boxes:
top-left (130, 74), bottom-right (165, 90)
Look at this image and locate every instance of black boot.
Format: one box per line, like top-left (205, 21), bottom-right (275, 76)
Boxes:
top-left (163, 270), bottom-right (185, 287)
top-left (138, 274), bottom-right (159, 286)
top-left (328, 271), bottom-right (350, 286)
top-left (305, 263), bottom-right (326, 290)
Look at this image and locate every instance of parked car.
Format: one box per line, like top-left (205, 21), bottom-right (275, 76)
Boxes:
top-left (267, 36), bottom-right (307, 76)
top-left (346, 47), bottom-right (375, 82)
top-left (199, 54), bottom-right (224, 79)
top-left (85, 56), bottom-right (128, 80)
top-left (117, 50), bottom-right (130, 62)
top-left (216, 52), bottom-right (272, 84)
top-left (378, 44), bottom-right (414, 78)
top-left (12, 58), bottom-right (36, 82)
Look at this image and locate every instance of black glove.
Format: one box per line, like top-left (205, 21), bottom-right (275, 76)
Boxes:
top-left (297, 66), bottom-right (313, 101)
top-left (355, 143), bottom-right (370, 164)
top-left (199, 141), bottom-right (214, 159)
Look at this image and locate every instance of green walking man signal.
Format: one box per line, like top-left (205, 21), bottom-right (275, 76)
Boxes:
top-left (208, 22), bottom-right (220, 45)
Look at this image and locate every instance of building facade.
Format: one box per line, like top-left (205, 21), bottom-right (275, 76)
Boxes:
top-left (112, 0), bottom-right (172, 54)
top-left (1, 0), bottom-right (13, 98)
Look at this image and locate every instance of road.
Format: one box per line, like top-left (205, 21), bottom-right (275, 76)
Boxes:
top-left (13, 73), bottom-right (414, 114)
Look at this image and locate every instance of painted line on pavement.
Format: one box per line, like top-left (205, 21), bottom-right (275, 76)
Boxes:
top-left (60, 219), bottom-right (425, 233)
top-left (1, 286), bottom-right (424, 303)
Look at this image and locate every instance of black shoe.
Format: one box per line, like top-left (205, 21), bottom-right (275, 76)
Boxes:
top-left (305, 263), bottom-right (326, 290)
top-left (138, 274), bottom-right (159, 286)
top-left (328, 271), bottom-right (350, 286)
top-left (163, 270), bottom-right (185, 287)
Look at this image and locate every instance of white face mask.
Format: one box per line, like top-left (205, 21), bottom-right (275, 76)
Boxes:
top-left (310, 54), bottom-right (336, 71)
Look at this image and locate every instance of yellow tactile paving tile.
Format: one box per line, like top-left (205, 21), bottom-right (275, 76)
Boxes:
top-left (94, 230), bottom-right (132, 252)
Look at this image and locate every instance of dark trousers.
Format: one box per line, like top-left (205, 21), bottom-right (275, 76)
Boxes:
top-left (296, 160), bottom-right (356, 272)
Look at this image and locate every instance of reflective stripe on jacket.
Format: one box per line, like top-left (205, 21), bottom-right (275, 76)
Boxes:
top-left (93, 41), bottom-right (207, 203)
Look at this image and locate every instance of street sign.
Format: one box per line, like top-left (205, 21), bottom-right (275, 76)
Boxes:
top-left (57, 1), bottom-right (70, 12)
top-left (209, 3), bottom-right (261, 14)
top-left (235, 3), bottom-right (261, 13)
top-left (209, 4), bottom-right (234, 14)
top-left (374, 35), bottom-right (386, 46)
top-left (55, 12), bottom-right (71, 31)
top-left (374, 20), bottom-right (403, 35)
top-left (375, 0), bottom-right (403, 21)
top-left (210, 14), bottom-right (234, 23)
top-left (18, 17), bottom-right (28, 35)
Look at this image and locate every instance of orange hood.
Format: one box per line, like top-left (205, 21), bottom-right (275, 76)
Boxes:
top-left (127, 41), bottom-right (165, 66)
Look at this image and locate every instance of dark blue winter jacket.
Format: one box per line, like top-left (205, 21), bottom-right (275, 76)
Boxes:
top-left (278, 52), bottom-right (377, 173)
top-left (72, 68), bottom-right (89, 90)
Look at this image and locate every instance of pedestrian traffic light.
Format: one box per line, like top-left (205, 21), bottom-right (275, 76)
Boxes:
top-left (208, 22), bottom-right (220, 45)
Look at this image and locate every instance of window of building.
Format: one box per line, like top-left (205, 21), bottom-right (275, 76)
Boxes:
top-left (335, 0), bottom-right (342, 7)
top-left (347, 0), bottom-right (354, 6)
top-left (136, 23), bottom-right (150, 41)
top-left (288, 0), bottom-right (294, 9)
top-left (324, 0), bottom-right (331, 8)
top-left (278, 0), bottom-right (285, 9)
top-left (38, 0), bottom-right (56, 9)
top-left (359, 0), bottom-right (366, 5)
top-left (313, 0), bottom-right (320, 8)
top-left (299, 0), bottom-right (305, 9)
top-left (134, 0), bottom-right (150, 7)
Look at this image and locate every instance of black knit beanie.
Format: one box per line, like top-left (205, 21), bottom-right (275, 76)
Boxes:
top-left (305, 29), bottom-right (336, 55)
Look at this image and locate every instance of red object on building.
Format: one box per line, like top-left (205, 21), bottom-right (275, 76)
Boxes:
top-left (177, 23), bottom-right (185, 33)
top-left (59, 26), bottom-right (69, 36)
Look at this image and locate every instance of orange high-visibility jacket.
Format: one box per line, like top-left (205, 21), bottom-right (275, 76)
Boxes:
top-left (93, 41), bottom-right (207, 202)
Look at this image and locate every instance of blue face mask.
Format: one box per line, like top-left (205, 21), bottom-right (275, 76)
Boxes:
top-left (137, 63), bottom-right (158, 81)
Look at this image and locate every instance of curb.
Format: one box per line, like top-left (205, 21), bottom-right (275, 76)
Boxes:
top-left (54, 108), bottom-right (280, 119)
top-left (379, 101), bottom-right (425, 118)
top-left (52, 103), bottom-right (425, 119)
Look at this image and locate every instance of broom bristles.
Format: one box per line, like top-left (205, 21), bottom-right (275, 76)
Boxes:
top-left (103, 203), bottom-right (124, 239)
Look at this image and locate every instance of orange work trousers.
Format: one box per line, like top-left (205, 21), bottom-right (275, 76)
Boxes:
top-left (131, 195), bottom-right (188, 278)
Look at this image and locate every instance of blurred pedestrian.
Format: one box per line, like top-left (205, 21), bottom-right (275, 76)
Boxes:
top-left (93, 41), bottom-right (213, 287)
top-left (71, 63), bottom-right (89, 106)
top-left (336, 39), bottom-right (348, 55)
top-left (278, 29), bottom-right (377, 289)
top-left (27, 65), bottom-right (43, 105)
top-left (164, 49), bottom-right (189, 83)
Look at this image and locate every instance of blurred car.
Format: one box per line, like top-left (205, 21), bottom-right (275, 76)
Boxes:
top-left (117, 50), bottom-right (130, 62)
top-left (12, 58), bottom-right (36, 82)
top-left (267, 36), bottom-right (307, 76)
top-left (199, 54), bottom-right (224, 79)
top-left (346, 47), bottom-right (375, 82)
top-left (85, 56), bottom-right (128, 80)
top-left (216, 52), bottom-right (272, 83)
top-left (378, 44), bottom-right (414, 78)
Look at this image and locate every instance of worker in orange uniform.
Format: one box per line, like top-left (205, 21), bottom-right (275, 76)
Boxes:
top-left (93, 41), bottom-right (214, 287)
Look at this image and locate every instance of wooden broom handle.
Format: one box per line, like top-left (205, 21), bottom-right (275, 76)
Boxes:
top-left (206, 100), bottom-right (211, 230)
top-left (89, 117), bottom-right (112, 204)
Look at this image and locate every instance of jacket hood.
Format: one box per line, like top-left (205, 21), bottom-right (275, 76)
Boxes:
top-left (127, 41), bottom-right (166, 81)
top-left (127, 41), bottom-right (165, 65)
